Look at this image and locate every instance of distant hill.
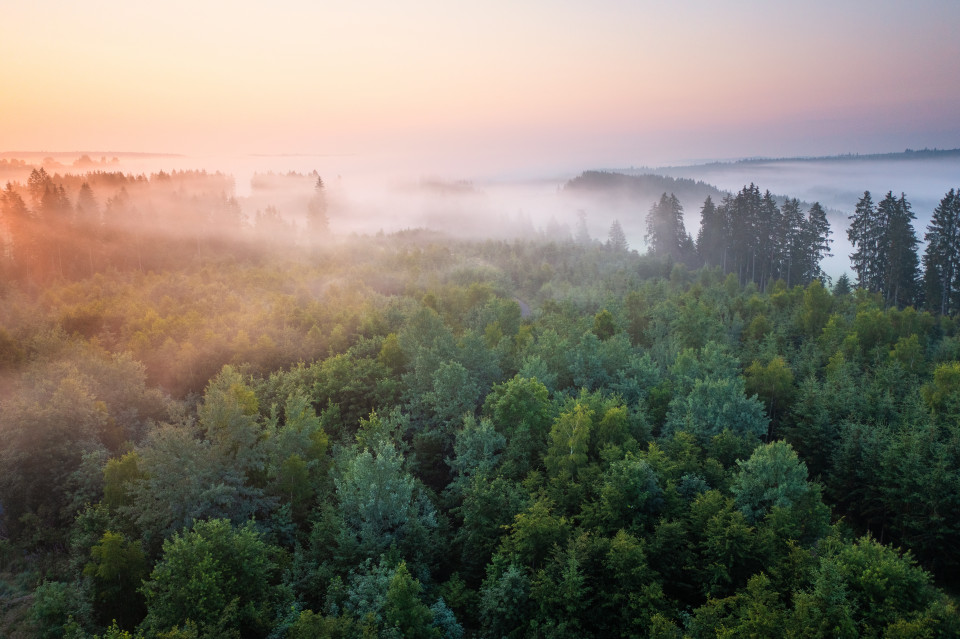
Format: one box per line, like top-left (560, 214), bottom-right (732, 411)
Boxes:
top-left (564, 170), bottom-right (726, 210)
top-left (723, 147), bottom-right (960, 165)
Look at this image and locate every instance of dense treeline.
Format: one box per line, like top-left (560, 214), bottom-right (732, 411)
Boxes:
top-left (1, 169), bottom-right (960, 637)
top-left (0, 168), bottom-right (329, 284)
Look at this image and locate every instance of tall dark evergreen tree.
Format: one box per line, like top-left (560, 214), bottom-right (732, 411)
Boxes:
top-left (848, 191), bottom-right (877, 290)
top-left (696, 195), bottom-right (729, 270)
top-left (882, 192), bottom-right (920, 308)
top-left (645, 192), bottom-right (690, 260)
top-left (730, 184), bottom-right (762, 286)
top-left (922, 188), bottom-right (960, 315)
top-left (778, 198), bottom-right (806, 287)
top-left (755, 190), bottom-right (781, 290)
top-left (803, 202), bottom-right (832, 285)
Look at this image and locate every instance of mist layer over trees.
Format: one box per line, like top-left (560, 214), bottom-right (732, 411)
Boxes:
top-left (1, 159), bottom-right (959, 637)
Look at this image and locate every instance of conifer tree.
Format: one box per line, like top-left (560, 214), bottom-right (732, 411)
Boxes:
top-left (645, 192), bottom-right (691, 260)
top-left (779, 198), bottom-right (806, 286)
top-left (606, 219), bottom-right (629, 252)
top-left (696, 195), bottom-right (729, 270)
top-left (922, 188), bottom-right (960, 315)
top-left (804, 202), bottom-right (832, 284)
top-left (306, 175), bottom-right (330, 240)
top-left (848, 191), bottom-right (876, 289)
top-left (882, 192), bottom-right (920, 308)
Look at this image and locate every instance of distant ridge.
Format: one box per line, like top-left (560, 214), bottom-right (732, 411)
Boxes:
top-left (565, 170), bottom-right (725, 201)
top-left (678, 148), bottom-right (960, 168)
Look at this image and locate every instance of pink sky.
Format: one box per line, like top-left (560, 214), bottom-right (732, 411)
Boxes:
top-left (3, 0), bottom-right (960, 175)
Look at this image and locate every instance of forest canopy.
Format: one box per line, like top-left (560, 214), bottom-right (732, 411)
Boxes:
top-left (1, 164), bottom-right (959, 638)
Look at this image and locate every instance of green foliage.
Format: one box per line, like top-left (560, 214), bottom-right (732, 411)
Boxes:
top-left (3, 205), bottom-right (960, 639)
top-left (663, 376), bottom-right (769, 444)
top-left (731, 440), bottom-right (812, 523)
top-left (31, 580), bottom-right (93, 639)
top-left (84, 531), bottom-right (148, 628)
top-left (545, 403), bottom-right (593, 481)
top-left (479, 560), bottom-right (532, 639)
top-left (384, 562), bottom-right (440, 638)
top-left (592, 309), bottom-right (617, 341)
top-left (334, 440), bottom-right (437, 564)
top-left (745, 356), bottom-right (795, 423)
top-left (141, 518), bottom-right (283, 638)
top-left (103, 451), bottom-right (145, 513)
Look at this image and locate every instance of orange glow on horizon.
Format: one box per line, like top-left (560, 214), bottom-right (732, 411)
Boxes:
top-left (3, 1), bottom-right (960, 168)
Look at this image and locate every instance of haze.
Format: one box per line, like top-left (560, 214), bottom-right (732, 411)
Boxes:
top-left (4, 0), bottom-right (960, 173)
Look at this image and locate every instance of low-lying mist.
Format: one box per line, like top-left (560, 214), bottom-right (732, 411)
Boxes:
top-left (5, 149), bottom-right (959, 283)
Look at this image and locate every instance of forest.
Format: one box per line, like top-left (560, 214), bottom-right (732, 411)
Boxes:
top-left (1, 163), bottom-right (959, 638)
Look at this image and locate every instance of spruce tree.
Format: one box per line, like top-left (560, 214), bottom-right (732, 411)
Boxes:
top-left (882, 192), bottom-right (920, 308)
top-left (922, 188), bottom-right (960, 315)
top-left (645, 192), bottom-right (690, 260)
top-left (848, 191), bottom-right (876, 290)
top-left (607, 219), bottom-right (629, 252)
top-left (804, 202), bottom-right (832, 285)
top-left (696, 195), bottom-right (729, 270)
top-left (779, 198), bottom-right (806, 287)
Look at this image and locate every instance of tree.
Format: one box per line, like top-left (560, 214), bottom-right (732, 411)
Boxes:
top-left (922, 188), bottom-right (960, 315)
top-left (848, 190), bottom-right (919, 307)
top-left (334, 440), bottom-right (437, 562)
top-left (479, 561), bottom-right (532, 638)
top-left (731, 440), bottom-right (812, 523)
top-left (848, 191), bottom-right (878, 290)
top-left (84, 531), bottom-right (148, 629)
top-left (663, 377), bottom-right (769, 445)
top-left (882, 192), bottom-right (920, 308)
top-left (646, 193), bottom-right (691, 261)
top-left (696, 195), bottom-right (728, 269)
top-left (744, 357), bottom-right (795, 424)
top-left (27, 167), bottom-right (53, 206)
top-left (591, 309), bottom-right (616, 341)
top-left (803, 202), bottom-right (832, 284)
top-left (483, 375), bottom-right (554, 479)
top-left (306, 175), bottom-right (330, 241)
top-left (596, 455), bottom-right (664, 532)
top-left (779, 197), bottom-right (807, 286)
top-left (126, 423), bottom-right (271, 552)
top-left (140, 519), bottom-right (283, 637)
top-left (384, 562), bottom-right (440, 638)
top-left (606, 219), bottom-right (629, 252)
top-left (544, 403), bottom-right (592, 481)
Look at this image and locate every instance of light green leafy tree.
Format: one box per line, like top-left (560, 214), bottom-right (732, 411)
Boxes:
top-left (140, 518), bottom-right (283, 638)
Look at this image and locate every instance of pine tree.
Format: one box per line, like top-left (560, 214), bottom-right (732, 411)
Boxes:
top-left (779, 198), bottom-right (806, 286)
top-left (848, 191), bottom-right (876, 289)
top-left (606, 219), bottom-right (629, 252)
top-left (882, 192), bottom-right (920, 308)
top-left (645, 192), bottom-right (690, 260)
top-left (755, 190), bottom-right (781, 290)
top-left (696, 195), bottom-right (729, 270)
top-left (804, 202), bottom-right (832, 285)
top-left (730, 184), bottom-right (762, 286)
top-left (76, 182), bottom-right (99, 225)
top-left (922, 188), bottom-right (960, 315)
top-left (306, 175), bottom-right (330, 240)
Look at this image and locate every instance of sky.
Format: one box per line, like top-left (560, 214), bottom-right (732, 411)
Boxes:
top-left (4, 0), bottom-right (960, 176)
